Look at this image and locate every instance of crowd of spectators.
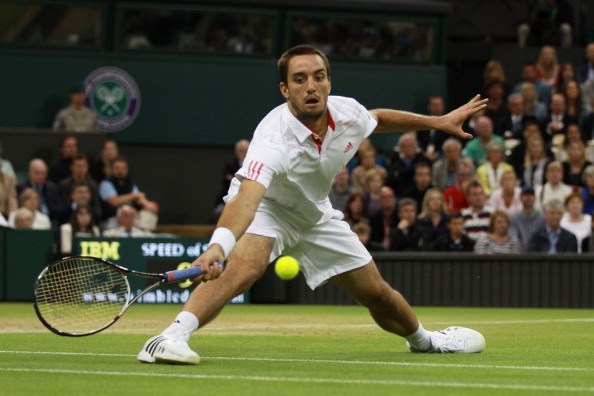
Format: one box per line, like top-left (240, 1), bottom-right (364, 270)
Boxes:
top-left (322, 42), bottom-right (594, 255)
top-left (0, 130), bottom-right (160, 255)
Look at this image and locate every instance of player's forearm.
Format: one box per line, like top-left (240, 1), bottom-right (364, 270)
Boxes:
top-left (216, 180), bottom-right (265, 241)
top-left (370, 109), bottom-right (442, 133)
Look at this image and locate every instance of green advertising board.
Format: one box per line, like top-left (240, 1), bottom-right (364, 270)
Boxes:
top-left (73, 237), bottom-right (248, 304)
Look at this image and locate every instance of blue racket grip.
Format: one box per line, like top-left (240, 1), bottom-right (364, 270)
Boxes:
top-left (164, 260), bottom-right (224, 283)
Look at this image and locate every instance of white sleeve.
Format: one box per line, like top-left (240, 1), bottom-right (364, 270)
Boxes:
top-left (235, 135), bottom-right (286, 190)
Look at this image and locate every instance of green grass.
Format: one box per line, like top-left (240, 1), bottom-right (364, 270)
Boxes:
top-left (1, 303), bottom-right (593, 395)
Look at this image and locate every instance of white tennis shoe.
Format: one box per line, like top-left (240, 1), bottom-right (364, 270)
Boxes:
top-left (407, 326), bottom-right (485, 353)
top-left (137, 335), bottom-right (200, 364)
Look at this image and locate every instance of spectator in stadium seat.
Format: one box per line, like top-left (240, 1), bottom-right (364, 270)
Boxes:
top-left (352, 222), bottom-right (385, 252)
top-left (416, 95), bottom-right (448, 161)
top-left (400, 162), bottom-right (433, 213)
top-left (328, 166), bottom-right (353, 211)
top-left (58, 154), bottom-right (101, 218)
top-left (351, 146), bottom-right (386, 195)
top-left (431, 212), bottom-right (474, 252)
top-left (416, 187), bottom-right (449, 246)
top-left (0, 161), bottom-right (17, 219)
top-left (369, 186), bottom-right (398, 250)
top-left (52, 84), bottom-right (99, 133)
top-left (444, 162), bottom-right (474, 213)
top-left (90, 139), bottom-right (120, 183)
top-left (482, 79), bottom-right (508, 130)
top-left (475, 141), bottom-right (514, 196)
top-left (461, 182), bottom-right (493, 241)
top-left (512, 63), bottom-right (551, 105)
top-left (534, 160), bottom-right (572, 211)
top-left (560, 192), bottom-right (591, 253)
top-left (213, 139), bottom-right (250, 222)
top-left (463, 115), bottom-right (505, 168)
top-left (12, 208), bottom-right (33, 229)
top-left (560, 138), bottom-right (591, 190)
top-left (8, 188), bottom-right (51, 229)
top-left (17, 158), bottom-right (62, 225)
top-left (363, 167), bottom-right (384, 217)
top-left (474, 210), bottom-right (521, 254)
top-left (58, 182), bottom-right (101, 226)
top-left (543, 93), bottom-right (574, 144)
top-left (516, 135), bottom-right (551, 189)
top-left (48, 133), bottom-right (79, 183)
top-left (527, 199), bottom-right (577, 253)
top-left (519, 82), bottom-right (548, 124)
top-left (99, 156), bottom-right (159, 231)
top-left (488, 169), bottom-right (522, 215)
top-left (103, 205), bottom-right (153, 237)
top-left (577, 42), bottom-right (594, 84)
top-left (534, 45), bottom-right (562, 92)
top-left (497, 93), bottom-right (530, 139)
top-left (517, 1), bottom-right (573, 48)
top-left (432, 138), bottom-right (463, 191)
top-left (385, 133), bottom-right (430, 196)
top-left (510, 185), bottom-right (546, 252)
top-left (559, 80), bottom-right (587, 123)
top-left (342, 192), bottom-right (369, 229)
top-left (388, 198), bottom-right (428, 251)
top-left (60, 204), bottom-right (101, 254)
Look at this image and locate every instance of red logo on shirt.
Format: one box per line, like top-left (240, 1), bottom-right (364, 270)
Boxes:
top-left (344, 142), bottom-right (353, 153)
top-left (246, 160), bottom-right (263, 181)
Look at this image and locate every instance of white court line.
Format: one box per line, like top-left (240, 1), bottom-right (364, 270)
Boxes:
top-left (2, 317), bottom-right (593, 334)
top-left (0, 350), bottom-right (592, 372)
top-left (1, 367), bottom-right (592, 392)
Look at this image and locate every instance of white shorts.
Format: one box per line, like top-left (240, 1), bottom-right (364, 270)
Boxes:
top-left (244, 202), bottom-right (372, 290)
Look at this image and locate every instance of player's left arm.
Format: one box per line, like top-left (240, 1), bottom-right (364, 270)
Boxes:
top-left (369, 94), bottom-right (488, 140)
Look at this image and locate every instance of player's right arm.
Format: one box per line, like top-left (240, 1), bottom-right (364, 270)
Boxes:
top-left (190, 179), bottom-right (266, 281)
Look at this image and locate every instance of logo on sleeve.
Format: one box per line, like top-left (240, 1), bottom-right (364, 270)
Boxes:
top-left (246, 161), bottom-right (264, 181)
top-left (344, 142), bottom-right (354, 153)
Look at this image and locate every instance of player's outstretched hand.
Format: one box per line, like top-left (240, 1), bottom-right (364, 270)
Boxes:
top-left (440, 95), bottom-right (488, 140)
top-left (189, 247), bottom-right (224, 283)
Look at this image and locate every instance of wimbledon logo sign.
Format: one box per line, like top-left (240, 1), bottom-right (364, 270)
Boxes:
top-left (84, 66), bottom-right (141, 132)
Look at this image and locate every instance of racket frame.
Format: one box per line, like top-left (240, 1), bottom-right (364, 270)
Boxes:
top-left (33, 256), bottom-right (178, 337)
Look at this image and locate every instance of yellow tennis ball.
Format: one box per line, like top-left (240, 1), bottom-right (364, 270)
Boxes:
top-left (275, 256), bottom-right (300, 280)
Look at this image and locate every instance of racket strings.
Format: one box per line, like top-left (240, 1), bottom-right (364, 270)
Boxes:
top-left (35, 257), bottom-right (129, 334)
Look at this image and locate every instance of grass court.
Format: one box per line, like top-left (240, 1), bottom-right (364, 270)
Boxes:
top-left (1, 302), bottom-right (593, 395)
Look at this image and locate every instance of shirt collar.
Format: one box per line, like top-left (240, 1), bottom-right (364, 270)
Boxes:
top-left (546, 225), bottom-right (561, 236)
top-left (284, 102), bottom-right (336, 143)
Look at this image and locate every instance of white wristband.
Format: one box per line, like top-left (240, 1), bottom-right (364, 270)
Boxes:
top-left (208, 227), bottom-right (236, 258)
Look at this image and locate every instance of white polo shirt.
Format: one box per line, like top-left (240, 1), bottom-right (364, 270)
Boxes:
top-left (225, 95), bottom-right (377, 225)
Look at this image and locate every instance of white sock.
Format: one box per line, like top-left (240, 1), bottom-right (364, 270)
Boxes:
top-left (161, 311), bottom-right (199, 342)
top-left (404, 322), bottom-right (432, 351)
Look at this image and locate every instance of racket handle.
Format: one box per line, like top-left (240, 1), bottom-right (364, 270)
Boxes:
top-left (164, 260), bottom-right (224, 283)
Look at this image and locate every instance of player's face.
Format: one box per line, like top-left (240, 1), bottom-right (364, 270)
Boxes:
top-left (280, 54), bottom-right (331, 122)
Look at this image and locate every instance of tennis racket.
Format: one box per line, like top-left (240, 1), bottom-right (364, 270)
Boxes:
top-left (33, 255), bottom-right (220, 337)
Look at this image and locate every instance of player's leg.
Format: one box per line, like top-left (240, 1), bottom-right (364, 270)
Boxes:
top-left (330, 261), bottom-right (484, 353)
top-left (138, 233), bottom-right (271, 364)
top-left (329, 260), bottom-right (418, 336)
top-left (182, 233), bottom-right (271, 326)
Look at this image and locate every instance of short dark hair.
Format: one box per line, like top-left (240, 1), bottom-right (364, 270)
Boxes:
top-left (277, 45), bottom-right (331, 85)
top-left (447, 212), bottom-right (463, 223)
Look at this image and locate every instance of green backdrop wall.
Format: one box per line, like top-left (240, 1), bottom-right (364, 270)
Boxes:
top-left (0, 50), bottom-right (446, 147)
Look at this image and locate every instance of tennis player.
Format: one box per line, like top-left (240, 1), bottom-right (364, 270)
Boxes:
top-left (138, 45), bottom-right (487, 364)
